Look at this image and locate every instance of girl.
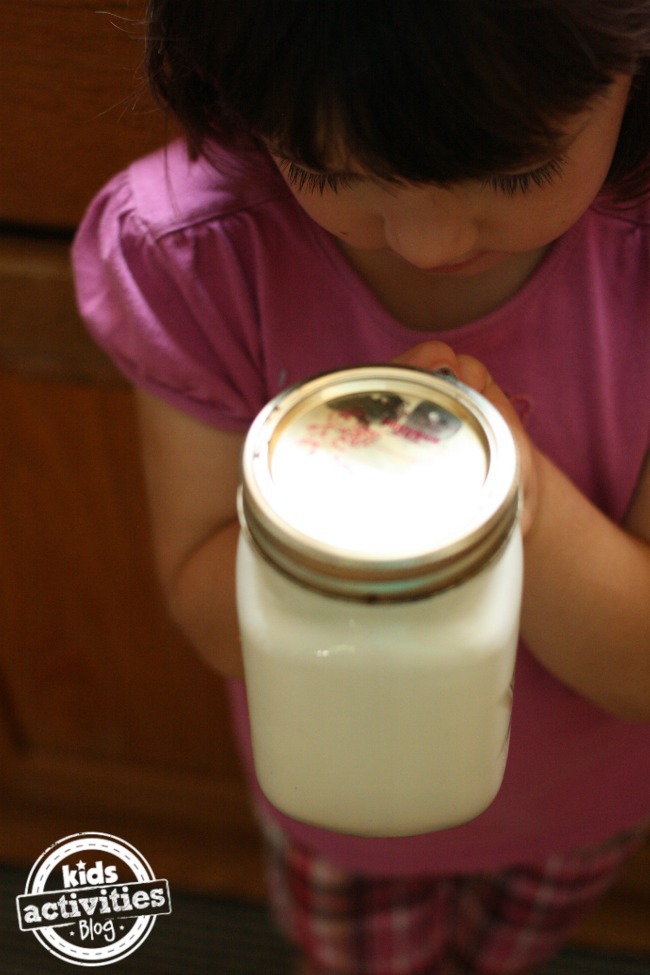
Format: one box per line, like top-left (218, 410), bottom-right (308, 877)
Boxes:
top-left (72, 2), bottom-right (650, 972)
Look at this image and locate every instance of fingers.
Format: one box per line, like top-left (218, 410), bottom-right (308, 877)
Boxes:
top-left (456, 354), bottom-right (523, 432)
top-left (392, 342), bottom-right (521, 432)
top-left (392, 341), bottom-right (539, 537)
top-left (391, 341), bottom-right (491, 396)
top-left (392, 340), bottom-right (460, 376)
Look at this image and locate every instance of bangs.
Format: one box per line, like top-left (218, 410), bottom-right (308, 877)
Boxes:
top-left (209, 3), bottom-right (617, 181)
top-left (149, 0), bottom-right (645, 186)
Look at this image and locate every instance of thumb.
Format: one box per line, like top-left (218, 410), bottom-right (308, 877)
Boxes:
top-left (392, 340), bottom-right (461, 375)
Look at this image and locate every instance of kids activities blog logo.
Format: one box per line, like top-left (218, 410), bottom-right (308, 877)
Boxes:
top-left (16, 832), bottom-right (171, 966)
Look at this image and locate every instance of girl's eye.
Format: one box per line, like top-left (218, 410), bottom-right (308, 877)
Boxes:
top-left (278, 160), bottom-right (361, 194)
top-left (485, 155), bottom-right (568, 196)
top-left (277, 153), bottom-right (568, 197)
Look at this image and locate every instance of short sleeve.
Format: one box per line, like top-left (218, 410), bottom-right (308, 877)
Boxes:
top-left (71, 165), bottom-right (268, 430)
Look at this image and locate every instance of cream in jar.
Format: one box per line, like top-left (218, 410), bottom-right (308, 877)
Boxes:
top-left (237, 366), bottom-right (522, 837)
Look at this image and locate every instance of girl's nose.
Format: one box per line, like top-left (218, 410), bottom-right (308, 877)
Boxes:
top-left (381, 188), bottom-right (478, 270)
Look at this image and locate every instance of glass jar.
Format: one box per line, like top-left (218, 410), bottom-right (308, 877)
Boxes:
top-left (237, 366), bottom-right (522, 836)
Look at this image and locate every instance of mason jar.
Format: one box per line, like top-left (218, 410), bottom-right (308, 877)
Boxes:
top-left (236, 365), bottom-right (522, 837)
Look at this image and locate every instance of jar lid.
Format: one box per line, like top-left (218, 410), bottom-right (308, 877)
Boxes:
top-left (239, 366), bottom-right (519, 599)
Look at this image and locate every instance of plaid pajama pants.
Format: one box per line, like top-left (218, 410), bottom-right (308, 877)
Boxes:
top-left (259, 813), bottom-right (647, 975)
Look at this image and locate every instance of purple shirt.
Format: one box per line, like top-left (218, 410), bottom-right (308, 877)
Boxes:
top-left (73, 139), bottom-right (650, 875)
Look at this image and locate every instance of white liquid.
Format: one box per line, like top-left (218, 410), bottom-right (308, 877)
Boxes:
top-left (237, 528), bottom-right (523, 836)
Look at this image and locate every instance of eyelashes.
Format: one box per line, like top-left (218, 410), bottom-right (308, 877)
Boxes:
top-left (278, 160), bottom-right (362, 195)
top-left (277, 155), bottom-right (568, 196)
top-left (483, 155), bottom-right (568, 196)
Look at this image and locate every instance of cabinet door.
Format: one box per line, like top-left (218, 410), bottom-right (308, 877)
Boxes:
top-left (0, 0), bottom-right (262, 897)
top-left (0, 0), bottom-right (169, 227)
top-left (0, 240), bottom-right (263, 898)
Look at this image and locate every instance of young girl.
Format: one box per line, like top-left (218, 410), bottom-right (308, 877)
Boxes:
top-left (73, 2), bottom-right (650, 972)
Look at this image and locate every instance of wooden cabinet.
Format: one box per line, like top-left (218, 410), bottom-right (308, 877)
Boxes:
top-left (0, 0), bottom-right (647, 944)
top-left (0, 0), bottom-right (263, 898)
top-left (1, 0), bottom-right (171, 227)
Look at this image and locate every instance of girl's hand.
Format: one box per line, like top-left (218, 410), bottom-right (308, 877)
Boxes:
top-left (392, 340), bottom-right (540, 537)
top-left (394, 341), bottom-right (650, 720)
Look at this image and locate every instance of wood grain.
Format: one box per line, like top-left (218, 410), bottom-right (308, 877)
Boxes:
top-left (0, 234), bottom-right (120, 382)
top-left (0, 0), bottom-right (170, 228)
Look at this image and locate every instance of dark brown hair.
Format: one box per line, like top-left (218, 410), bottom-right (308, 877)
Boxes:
top-left (146, 0), bottom-right (650, 200)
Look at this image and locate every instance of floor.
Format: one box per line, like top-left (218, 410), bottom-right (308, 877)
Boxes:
top-left (571, 840), bottom-right (650, 953)
top-left (3, 862), bottom-right (650, 975)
